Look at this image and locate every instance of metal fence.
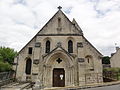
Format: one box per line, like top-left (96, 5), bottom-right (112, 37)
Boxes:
top-left (103, 71), bottom-right (119, 81)
top-left (0, 71), bottom-right (15, 86)
top-left (0, 71), bottom-right (14, 81)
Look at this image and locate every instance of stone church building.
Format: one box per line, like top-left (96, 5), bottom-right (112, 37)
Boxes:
top-left (14, 7), bottom-right (103, 87)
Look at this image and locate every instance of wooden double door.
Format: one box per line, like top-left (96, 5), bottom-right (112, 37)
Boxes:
top-left (53, 68), bottom-right (65, 87)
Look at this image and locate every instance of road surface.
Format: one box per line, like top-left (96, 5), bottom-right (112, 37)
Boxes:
top-left (82, 84), bottom-right (120, 90)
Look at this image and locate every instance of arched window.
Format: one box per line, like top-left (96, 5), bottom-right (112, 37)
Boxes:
top-left (46, 40), bottom-right (50, 53)
top-left (25, 58), bottom-right (32, 75)
top-left (68, 40), bottom-right (73, 53)
top-left (58, 17), bottom-right (61, 27)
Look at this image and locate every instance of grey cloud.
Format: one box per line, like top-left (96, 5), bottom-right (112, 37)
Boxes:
top-left (0, 0), bottom-right (120, 56)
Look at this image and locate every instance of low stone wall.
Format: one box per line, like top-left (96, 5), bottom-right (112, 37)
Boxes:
top-left (85, 73), bottom-right (103, 84)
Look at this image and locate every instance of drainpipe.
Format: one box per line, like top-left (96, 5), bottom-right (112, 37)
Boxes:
top-left (15, 55), bottom-right (19, 81)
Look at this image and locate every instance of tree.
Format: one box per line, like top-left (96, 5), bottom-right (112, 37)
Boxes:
top-left (102, 56), bottom-right (110, 64)
top-left (0, 47), bottom-right (17, 72)
top-left (0, 47), bottom-right (17, 64)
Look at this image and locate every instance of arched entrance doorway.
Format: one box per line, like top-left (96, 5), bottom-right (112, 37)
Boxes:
top-left (44, 50), bottom-right (75, 87)
top-left (25, 58), bottom-right (32, 75)
top-left (53, 68), bottom-right (65, 87)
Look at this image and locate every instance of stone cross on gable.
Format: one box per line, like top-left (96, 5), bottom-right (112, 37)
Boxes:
top-left (58, 6), bottom-right (62, 10)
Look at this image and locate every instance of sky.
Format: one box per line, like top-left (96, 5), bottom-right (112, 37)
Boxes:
top-left (0, 0), bottom-right (120, 56)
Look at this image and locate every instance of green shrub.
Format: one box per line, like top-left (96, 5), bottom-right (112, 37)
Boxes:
top-left (102, 56), bottom-right (110, 64)
top-left (103, 67), bottom-right (120, 80)
top-left (0, 61), bottom-right (12, 72)
top-left (103, 67), bottom-right (120, 73)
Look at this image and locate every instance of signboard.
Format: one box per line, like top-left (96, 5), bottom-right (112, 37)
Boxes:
top-left (78, 58), bottom-right (85, 62)
top-left (77, 42), bottom-right (83, 48)
top-left (33, 59), bottom-right (39, 64)
top-left (35, 42), bottom-right (41, 47)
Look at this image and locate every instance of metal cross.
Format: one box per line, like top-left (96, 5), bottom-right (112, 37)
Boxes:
top-left (56, 58), bottom-right (62, 63)
top-left (58, 6), bottom-right (62, 10)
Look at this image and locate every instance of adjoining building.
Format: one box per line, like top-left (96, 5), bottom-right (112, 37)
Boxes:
top-left (14, 7), bottom-right (103, 87)
top-left (110, 47), bottom-right (120, 68)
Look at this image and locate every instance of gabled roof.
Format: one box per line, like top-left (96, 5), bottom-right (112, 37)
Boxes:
top-left (82, 36), bottom-right (103, 56)
top-left (37, 9), bottom-right (83, 35)
top-left (16, 8), bottom-right (101, 57)
top-left (17, 9), bottom-right (84, 54)
top-left (43, 46), bottom-right (75, 59)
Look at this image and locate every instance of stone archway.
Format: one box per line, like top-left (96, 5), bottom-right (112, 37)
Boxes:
top-left (45, 50), bottom-right (73, 66)
top-left (43, 50), bottom-right (75, 87)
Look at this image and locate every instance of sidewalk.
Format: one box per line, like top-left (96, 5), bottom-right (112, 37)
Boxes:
top-left (0, 83), bottom-right (31, 90)
top-left (1, 81), bottom-right (120, 90)
top-left (44, 81), bottom-right (120, 90)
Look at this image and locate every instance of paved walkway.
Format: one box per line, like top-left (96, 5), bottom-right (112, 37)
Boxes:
top-left (1, 81), bottom-right (120, 90)
top-left (0, 82), bottom-right (31, 90)
top-left (44, 81), bottom-right (120, 90)
top-left (44, 84), bottom-right (120, 90)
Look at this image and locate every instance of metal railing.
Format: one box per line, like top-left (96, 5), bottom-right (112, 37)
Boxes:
top-left (0, 71), bottom-right (15, 87)
top-left (103, 71), bottom-right (120, 81)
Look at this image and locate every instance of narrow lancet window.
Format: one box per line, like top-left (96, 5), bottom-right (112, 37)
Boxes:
top-left (68, 40), bottom-right (73, 53)
top-left (58, 17), bottom-right (61, 28)
top-left (46, 40), bottom-right (50, 53)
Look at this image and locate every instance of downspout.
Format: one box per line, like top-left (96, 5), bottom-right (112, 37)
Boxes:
top-left (15, 55), bottom-right (19, 80)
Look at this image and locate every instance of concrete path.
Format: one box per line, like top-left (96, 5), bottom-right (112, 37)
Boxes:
top-left (44, 84), bottom-right (120, 90)
top-left (0, 82), bottom-right (31, 90)
top-left (1, 81), bottom-right (120, 90)
top-left (44, 81), bottom-right (120, 90)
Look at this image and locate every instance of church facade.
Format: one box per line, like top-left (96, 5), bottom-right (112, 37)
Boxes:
top-left (14, 7), bottom-right (103, 87)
